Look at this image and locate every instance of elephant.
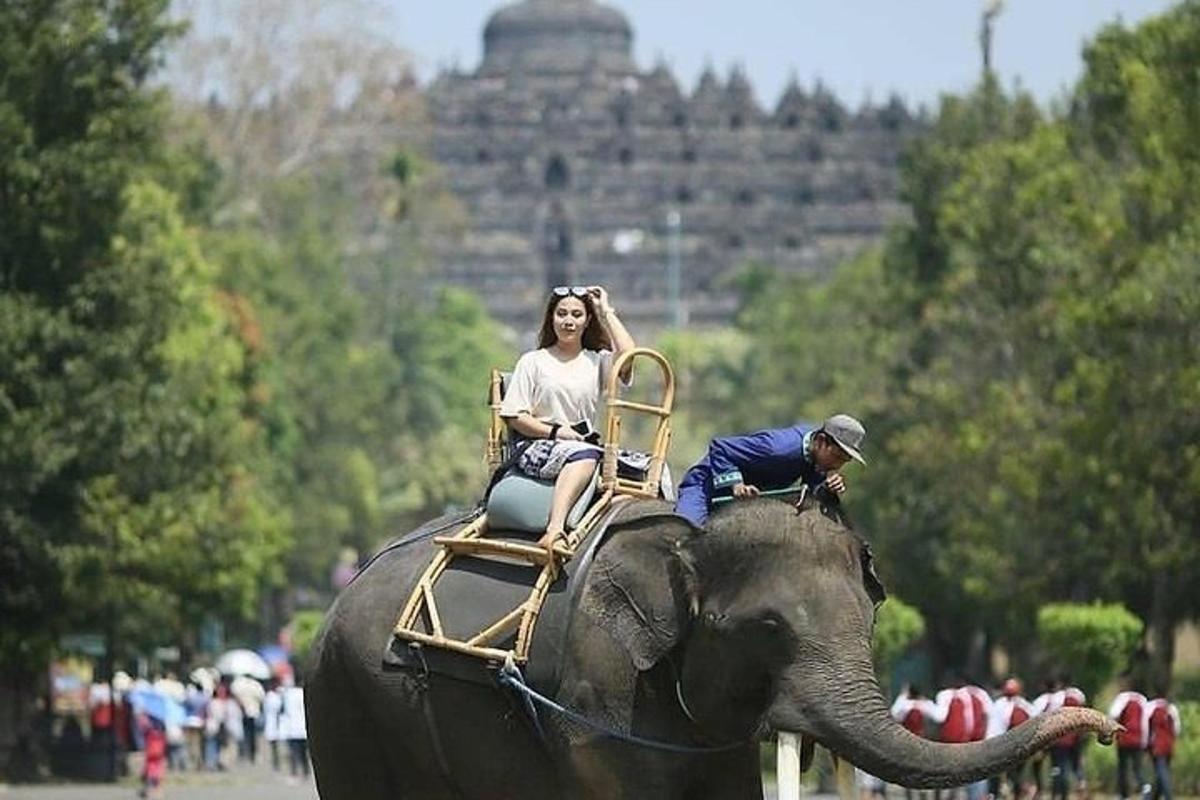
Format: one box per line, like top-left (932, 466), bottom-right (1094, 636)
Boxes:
top-left (305, 493), bottom-right (1117, 799)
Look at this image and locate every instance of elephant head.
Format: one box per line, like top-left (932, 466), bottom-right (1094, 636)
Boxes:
top-left (585, 495), bottom-right (1118, 789)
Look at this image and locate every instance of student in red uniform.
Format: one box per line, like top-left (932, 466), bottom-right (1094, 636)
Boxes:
top-left (138, 713), bottom-right (167, 800)
top-left (1145, 691), bottom-right (1181, 800)
top-left (928, 682), bottom-right (973, 744)
top-left (1108, 674), bottom-right (1150, 800)
top-left (1049, 676), bottom-right (1088, 800)
top-left (891, 685), bottom-right (932, 800)
top-left (927, 679), bottom-right (985, 800)
top-left (1029, 678), bottom-right (1061, 799)
top-left (963, 684), bottom-right (993, 800)
top-left (891, 684), bottom-right (931, 737)
top-left (988, 678), bottom-right (1039, 800)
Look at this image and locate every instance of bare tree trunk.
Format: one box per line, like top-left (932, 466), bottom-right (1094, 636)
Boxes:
top-left (966, 627), bottom-right (990, 682)
top-left (1148, 572), bottom-right (1176, 693)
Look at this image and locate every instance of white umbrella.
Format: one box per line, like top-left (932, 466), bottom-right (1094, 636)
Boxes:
top-left (215, 648), bottom-right (271, 680)
top-left (188, 667), bottom-right (216, 694)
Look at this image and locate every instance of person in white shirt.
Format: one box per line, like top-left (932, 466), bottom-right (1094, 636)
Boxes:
top-left (499, 285), bottom-right (635, 551)
top-left (988, 678), bottom-right (1040, 799)
top-left (277, 676), bottom-right (309, 778)
top-left (1028, 678), bottom-right (1060, 797)
top-left (1108, 675), bottom-right (1151, 800)
top-left (1145, 692), bottom-right (1181, 800)
top-left (262, 679), bottom-right (284, 771)
top-left (1037, 676), bottom-right (1087, 800)
top-left (230, 675), bottom-right (265, 764)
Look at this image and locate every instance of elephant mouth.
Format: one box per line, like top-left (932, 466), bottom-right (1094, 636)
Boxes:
top-left (794, 732), bottom-right (818, 772)
top-left (775, 729), bottom-right (845, 774)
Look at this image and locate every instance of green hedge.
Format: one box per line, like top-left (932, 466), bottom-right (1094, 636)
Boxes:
top-left (873, 597), bottom-right (925, 694)
top-left (1037, 602), bottom-right (1143, 697)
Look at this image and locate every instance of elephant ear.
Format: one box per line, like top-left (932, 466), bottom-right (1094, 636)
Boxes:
top-left (581, 523), bottom-right (697, 671)
top-left (859, 540), bottom-right (886, 607)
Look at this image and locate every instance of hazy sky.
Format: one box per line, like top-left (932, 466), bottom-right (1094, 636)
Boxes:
top-left (394, 0), bottom-right (1176, 110)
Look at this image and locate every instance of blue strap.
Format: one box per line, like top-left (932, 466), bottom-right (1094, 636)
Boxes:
top-left (499, 660), bottom-right (547, 742)
top-left (497, 663), bottom-right (746, 755)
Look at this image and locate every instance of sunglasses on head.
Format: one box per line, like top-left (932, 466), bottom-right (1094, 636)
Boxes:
top-left (552, 286), bottom-right (592, 298)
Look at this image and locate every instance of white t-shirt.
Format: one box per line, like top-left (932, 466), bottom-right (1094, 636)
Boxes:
top-left (499, 348), bottom-right (618, 429)
top-left (262, 689), bottom-right (283, 741)
top-left (278, 686), bottom-right (307, 740)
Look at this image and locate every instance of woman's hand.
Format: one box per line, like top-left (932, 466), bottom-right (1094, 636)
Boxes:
top-left (588, 286), bottom-right (613, 315)
top-left (732, 482), bottom-right (761, 499)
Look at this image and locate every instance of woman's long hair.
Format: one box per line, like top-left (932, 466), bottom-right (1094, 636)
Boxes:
top-left (537, 291), bottom-right (612, 351)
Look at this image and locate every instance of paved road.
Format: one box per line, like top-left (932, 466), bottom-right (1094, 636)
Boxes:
top-left (1, 763), bottom-right (827, 799)
top-left (0, 759), bottom-right (318, 800)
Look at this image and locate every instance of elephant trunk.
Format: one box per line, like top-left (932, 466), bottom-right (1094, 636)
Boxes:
top-left (786, 648), bottom-right (1118, 789)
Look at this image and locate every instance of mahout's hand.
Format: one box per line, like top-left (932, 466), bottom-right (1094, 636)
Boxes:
top-left (732, 482), bottom-right (761, 499)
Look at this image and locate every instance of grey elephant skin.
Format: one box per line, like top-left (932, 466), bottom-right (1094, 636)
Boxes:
top-left (305, 496), bottom-right (1117, 799)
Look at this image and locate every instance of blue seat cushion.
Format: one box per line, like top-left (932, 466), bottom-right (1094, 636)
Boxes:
top-left (486, 468), bottom-right (598, 533)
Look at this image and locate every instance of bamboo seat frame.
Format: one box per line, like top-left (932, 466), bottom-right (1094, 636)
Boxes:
top-left (392, 347), bottom-right (675, 664)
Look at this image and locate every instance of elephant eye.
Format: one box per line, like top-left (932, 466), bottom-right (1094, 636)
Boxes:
top-left (754, 611), bottom-right (786, 631)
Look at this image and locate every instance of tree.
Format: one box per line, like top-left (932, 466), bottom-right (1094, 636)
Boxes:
top-left (164, 0), bottom-right (420, 211)
top-left (0, 0), bottom-right (286, 678)
top-left (721, 2), bottom-right (1199, 685)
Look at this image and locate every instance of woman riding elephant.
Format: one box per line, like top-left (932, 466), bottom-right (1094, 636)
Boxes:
top-left (305, 493), bottom-right (1118, 799)
top-left (499, 285), bottom-right (634, 552)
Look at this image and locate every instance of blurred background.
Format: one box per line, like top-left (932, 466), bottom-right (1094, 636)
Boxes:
top-left (1, 0), bottom-right (1197, 794)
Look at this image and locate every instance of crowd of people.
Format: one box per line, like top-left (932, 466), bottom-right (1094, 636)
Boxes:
top-left (82, 669), bottom-right (310, 797)
top-left (874, 675), bottom-right (1182, 800)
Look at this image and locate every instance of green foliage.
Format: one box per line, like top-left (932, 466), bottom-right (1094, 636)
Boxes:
top-left (0, 1), bottom-right (292, 675)
top-left (0, 179), bottom-right (290, 673)
top-left (654, 327), bottom-right (753, 476)
top-left (1037, 603), bottom-right (1143, 697)
top-left (0, 0), bottom-right (182, 302)
top-left (707, 3), bottom-right (1200, 683)
top-left (1177, 701), bottom-right (1200, 796)
top-left (1176, 669), bottom-right (1200, 704)
top-left (873, 598), bottom-right (926, 686)
top-left (201, 178), bottom-right (512, 589)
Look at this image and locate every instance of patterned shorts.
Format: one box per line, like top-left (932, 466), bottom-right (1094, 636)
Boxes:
top-left (516, 440), bottom-right (602, 481)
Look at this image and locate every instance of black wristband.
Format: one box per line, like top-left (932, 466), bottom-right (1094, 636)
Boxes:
top-left (548, 423), bottom-right (560, 440)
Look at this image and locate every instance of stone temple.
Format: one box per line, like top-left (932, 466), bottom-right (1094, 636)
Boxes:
top-left (426, 0), bottom-right (917, 328)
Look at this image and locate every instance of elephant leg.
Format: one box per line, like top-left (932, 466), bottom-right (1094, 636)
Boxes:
top-left (560, 740), bottom-right (684, 800)
top-left (683, 745), bottom-right (762, 799)
top-left (308, 646), bottom-right (399, 799)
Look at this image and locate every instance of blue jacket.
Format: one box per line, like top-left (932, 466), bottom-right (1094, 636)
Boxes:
top-left (679, 424), bottom-right (826, 495)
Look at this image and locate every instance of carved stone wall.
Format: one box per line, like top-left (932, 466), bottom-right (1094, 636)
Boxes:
top-left (427, 0), bottom-right (917, 328)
